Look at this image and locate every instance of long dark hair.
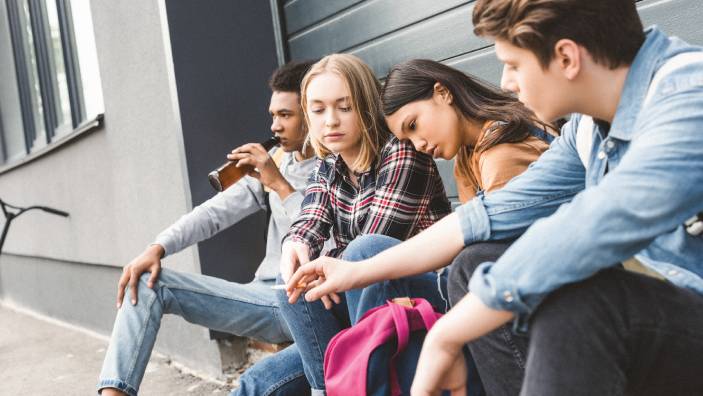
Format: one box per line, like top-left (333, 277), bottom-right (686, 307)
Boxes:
top-left (381, 59), bottom-right (549, 186)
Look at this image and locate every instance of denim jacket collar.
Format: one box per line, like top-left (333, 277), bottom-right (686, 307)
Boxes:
top-left (609, 27), bottom-right (670, 141)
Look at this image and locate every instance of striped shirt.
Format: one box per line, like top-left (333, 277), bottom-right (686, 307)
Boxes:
top-left (285, 137), bottom-right (451, 259)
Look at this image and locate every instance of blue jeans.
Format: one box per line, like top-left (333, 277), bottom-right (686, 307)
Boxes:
top-left (96, 268), bottom-right (308, 396)
top-left (276, 234), bottom-right (469, 395)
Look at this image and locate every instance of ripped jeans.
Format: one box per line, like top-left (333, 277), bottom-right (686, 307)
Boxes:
top-left (276, 234), bottom-right (467, 396)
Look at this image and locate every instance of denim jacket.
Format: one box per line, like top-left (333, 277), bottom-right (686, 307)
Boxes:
top-left (457, 27), bottom-right (703, 329)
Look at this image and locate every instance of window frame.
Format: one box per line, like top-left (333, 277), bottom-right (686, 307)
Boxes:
top-left (4, 0), bottom-right (103, 168)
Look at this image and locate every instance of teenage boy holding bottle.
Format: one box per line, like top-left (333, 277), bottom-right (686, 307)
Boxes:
top-left (98, 60), bottom-right (317, 396)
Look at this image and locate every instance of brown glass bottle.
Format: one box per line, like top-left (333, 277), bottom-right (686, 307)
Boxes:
top-left (208, 136), bottom-right (280, 192)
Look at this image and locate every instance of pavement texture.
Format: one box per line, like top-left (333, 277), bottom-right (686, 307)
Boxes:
top-left (0, 304), bottom-right (270, 395)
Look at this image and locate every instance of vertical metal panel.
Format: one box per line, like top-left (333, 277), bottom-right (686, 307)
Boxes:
top-left (28, 0), bottom-right (57, 141)
top-left (56, 0), bottom-right (84, 127)
top-left (6, 0), bottom-right (34, 154)
top-left (270, 0), bottom-right (289, 65)
top-left (164, 0), bottom-right (278, 285)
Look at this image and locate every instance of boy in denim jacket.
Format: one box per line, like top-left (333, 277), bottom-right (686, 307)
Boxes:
top-left (288, 1), bottom-right (703, 395)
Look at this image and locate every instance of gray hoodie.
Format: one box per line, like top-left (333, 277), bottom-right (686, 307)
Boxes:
top-left (153, 151), bottom-right (317, 280)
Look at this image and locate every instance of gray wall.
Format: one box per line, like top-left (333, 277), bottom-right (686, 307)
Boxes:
top-left (0, 0), bottom-right (288, 377)
top-left (280, 0), bottom-right (703, 201)
top-left (0, 0), bottom-right (224, 376)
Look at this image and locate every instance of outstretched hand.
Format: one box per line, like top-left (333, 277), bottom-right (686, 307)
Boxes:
top-left (285, 256), bottom-right (361, 307)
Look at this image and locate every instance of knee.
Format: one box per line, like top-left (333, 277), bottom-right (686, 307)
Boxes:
top-left (234, 369), bottom-right (262, 396)
top-left (276, 285), bottom-right (310, 318)
top-left (448, 243), bottom-right (509, 303)
top-left (450, 242), bottom-right (511, 278)
top-left (342, 234), bottom-right (400, 262)
top-left (121, 273), bottom-right (158, 304)
top-left (530, 270), bottom-right (623, 339)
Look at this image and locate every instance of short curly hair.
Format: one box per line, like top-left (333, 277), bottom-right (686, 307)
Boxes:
top-left (268, 60), bottom-right (317, 93)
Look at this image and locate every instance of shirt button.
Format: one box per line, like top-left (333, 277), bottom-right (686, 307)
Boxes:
top-left (606, 140), bottom-right (616, 150)
top-left (597, 151), bottom-right (607, 160)
top-left (503, 291), bottom-right (514, 303)
top-left (667, 269), bottom-right (679, 276)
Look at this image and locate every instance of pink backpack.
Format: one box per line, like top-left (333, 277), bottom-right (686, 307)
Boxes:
top-left (323, 298), bottom-right (442, 396)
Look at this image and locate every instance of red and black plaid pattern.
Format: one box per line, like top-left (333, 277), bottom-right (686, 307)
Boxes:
top-left (285, 137), bottom-right (451, 258)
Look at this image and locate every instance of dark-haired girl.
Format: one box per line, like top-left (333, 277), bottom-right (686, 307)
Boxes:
top-left (382, 59), bottom-right (553, 203)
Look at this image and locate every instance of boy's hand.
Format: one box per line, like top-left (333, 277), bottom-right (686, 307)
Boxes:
top-left (411, 294), bottom-right (514, 395)
top-left (116, 244), bottom-right (164, 308)
top-left (411, 326), bottom-right (467, 396)
top-left (228, 143), bottom-right (294, 198)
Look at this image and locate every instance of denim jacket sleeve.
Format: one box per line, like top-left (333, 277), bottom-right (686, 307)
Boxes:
top-left (456, 116), bottom-right (586, 245)
top-left (467, 84), bottom-right (703, 319)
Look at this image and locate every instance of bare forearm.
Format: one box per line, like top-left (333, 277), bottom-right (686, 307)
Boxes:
top-left (271, 178), bottom-right (295, 200)
top-left (357, 213), bottom-right (465, 286)
top-left (428, 293), bottom-right (514, 348)
top-left (412, 294), bottom-right (512, 395)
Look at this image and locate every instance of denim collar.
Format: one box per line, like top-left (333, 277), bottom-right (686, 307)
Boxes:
top-left (610, 26), bottom-right (674, 141)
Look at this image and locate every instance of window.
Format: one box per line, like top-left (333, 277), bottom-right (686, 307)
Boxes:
top-left (4, 0), bottom-right (103, 164)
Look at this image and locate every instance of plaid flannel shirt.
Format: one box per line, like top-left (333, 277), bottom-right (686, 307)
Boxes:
top-left (285, 137), bottom-right (451, 258)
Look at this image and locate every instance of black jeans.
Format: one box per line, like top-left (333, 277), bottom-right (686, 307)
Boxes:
top-left (450, 243), bottom-right (703, 396)
top-left (523, 267), bottom-right (703, 396)
top-left (449, 242), bottom-right (527, 396)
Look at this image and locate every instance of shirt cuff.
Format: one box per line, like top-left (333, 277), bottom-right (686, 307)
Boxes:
top-left (151, 236), bottom-right (175, 258)
top-left (455, 197), bottom-right (491, 246)
top-left (468, 261), bottom-right (532, 333)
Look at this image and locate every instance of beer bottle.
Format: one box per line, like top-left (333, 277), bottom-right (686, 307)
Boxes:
top-left (208, 136), bottom-right (280, 192)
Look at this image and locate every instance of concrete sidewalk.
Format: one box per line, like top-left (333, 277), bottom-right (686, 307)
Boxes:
top-left (0, 304), bottom-right (263, 395)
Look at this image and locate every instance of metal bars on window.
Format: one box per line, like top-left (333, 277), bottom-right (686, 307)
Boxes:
top-left (6, 0), bottom-right (36, 154)
top-left (5, 0), bottom-right (85, 155)
top-left (56, 0), bottom-right (84, 127)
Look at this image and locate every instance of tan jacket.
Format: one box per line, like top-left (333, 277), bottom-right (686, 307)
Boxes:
top-left (454, 131), bottom-right (549, 203)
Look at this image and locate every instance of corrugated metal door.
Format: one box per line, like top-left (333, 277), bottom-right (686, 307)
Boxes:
top-left (279, 0), bottom-right (703, 203)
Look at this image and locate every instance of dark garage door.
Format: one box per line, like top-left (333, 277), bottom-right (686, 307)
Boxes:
top-left (277, 0), bottom-right (703, 204)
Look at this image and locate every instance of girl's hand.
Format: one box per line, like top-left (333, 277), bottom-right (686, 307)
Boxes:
top-left (411, 328), bottom-right (467, 396)
top-left (281, 242), bottom-right (341, 309)
top-left (280, 241), bottom-right (310, 283)
top-left (286, 256), bottom-right (360, 305)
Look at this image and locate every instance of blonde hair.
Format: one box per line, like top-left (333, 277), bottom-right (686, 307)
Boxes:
top-left (300, 54), bottom-right (391, 172)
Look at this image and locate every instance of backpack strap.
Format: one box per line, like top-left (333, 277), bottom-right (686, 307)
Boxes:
top-left (389, 301), bottom-right (411, 354)
top-left (528, 125), bottom-right (556, 144)
top-left (387, 299), bottom-right (443, 396)
top-left (413, 298), bottom-right (440, 330)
